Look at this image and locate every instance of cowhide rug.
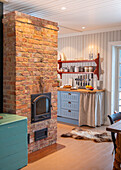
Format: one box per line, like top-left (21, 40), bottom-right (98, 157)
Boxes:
top-left (61, 128), bottom-right (112, 143)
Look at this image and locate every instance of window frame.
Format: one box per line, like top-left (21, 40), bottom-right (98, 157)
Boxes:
top-left (118, 48), bottom-right (121, 112)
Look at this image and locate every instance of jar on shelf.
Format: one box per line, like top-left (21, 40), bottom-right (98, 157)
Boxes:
top-left (89, 66), bottom-right (93, 72)
top-left (70, 66), bottom-right (75, 72)
top-left (84, 66), bottom-right (89, 72)
top-left (79, 66), bottom-right (84, 72)
top-left (74, 66), bottom-right (80, 72)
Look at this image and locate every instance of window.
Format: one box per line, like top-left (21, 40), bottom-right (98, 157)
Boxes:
top-left (119, 49), bottom-right (121, 111)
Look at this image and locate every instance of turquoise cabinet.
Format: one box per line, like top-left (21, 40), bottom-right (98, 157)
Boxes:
top-left (57, 91), bottom-right (80, 125)
top-left (0, 113), bottom-right (28, 170)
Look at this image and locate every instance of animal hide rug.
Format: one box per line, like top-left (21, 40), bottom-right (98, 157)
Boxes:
top-left (61, 128), bottom-right (112, 143)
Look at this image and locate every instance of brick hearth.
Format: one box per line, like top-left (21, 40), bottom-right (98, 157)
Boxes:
top-left (3, 11), bottom-right (58, 153)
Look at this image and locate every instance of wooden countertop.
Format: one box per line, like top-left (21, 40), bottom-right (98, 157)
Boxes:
top-left (106, 120), bottom-right (121, 133)
top-left (57, 88), bottom-right (105, 93)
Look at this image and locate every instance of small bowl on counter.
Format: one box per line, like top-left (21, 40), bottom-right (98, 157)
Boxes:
top-left (71, 87), bottom-right (78, 90)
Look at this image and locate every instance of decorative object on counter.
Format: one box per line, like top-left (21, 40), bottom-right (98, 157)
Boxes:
top-left (86, 85), bottom-right (94, 90)
top-left (61, 128), bottom-right (112, 143)
top-left (63, 85), bottom-right (72, 88)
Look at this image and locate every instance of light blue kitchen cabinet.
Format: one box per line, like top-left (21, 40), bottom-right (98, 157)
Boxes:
top-left (57, 91), bottom-right (80, 125)
top-left (0, 113), bottom-right (28, 170)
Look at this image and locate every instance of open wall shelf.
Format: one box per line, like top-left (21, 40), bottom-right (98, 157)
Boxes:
top-left (57, 53), bottom-right (100, 79)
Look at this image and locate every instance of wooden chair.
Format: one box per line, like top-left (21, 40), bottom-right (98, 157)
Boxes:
top-left (108, 112), bottom-right (121, 154)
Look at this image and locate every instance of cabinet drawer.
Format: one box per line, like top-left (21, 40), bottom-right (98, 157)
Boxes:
top-left (61, 92), bottom-right (79, 102)
top-left (60, 109), bottom-right (79, 119)
top-left (61, 100), bottom-right (79, 111)
top-left (0, 133), bottom-right (27, 146)
top-left (0, 119), bottom-right (27, 137)
top-left (0, 141), bottom-right (27, 159)
top-left (0, 149), bottom-right (27, 170)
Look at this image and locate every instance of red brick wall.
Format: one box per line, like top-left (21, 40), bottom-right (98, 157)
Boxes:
top-left (3, 11), bottom-right (58, 153)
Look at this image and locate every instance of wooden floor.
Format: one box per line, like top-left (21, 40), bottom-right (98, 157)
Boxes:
top-left (23, 123), bottom-right (114, 170)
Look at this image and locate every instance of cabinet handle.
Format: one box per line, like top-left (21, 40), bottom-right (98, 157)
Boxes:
top-left (68, 110), bottom-right (71, 112)
top-left (68, 101), bottom-right (71, 104)
top-left (68, 93), bottom-right (71, 95)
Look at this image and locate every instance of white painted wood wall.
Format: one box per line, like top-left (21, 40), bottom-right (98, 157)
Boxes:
top-left (58, 30), bottom-right (121, 88)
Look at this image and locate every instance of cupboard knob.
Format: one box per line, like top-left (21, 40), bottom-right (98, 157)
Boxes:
top-left (68, 93), bottom-right (71, 95)
top-left (68, 110), bottom-right (71, 112)
top-left (68, 101), bottom-right (71, 104)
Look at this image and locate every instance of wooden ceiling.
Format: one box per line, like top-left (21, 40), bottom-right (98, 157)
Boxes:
top-left (3, 0), bottom-right (121, 34)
